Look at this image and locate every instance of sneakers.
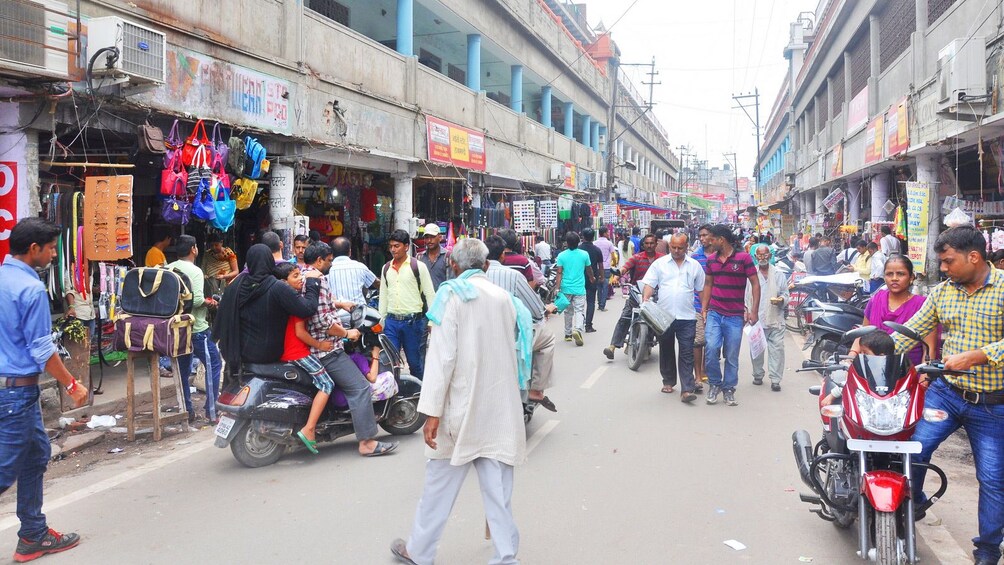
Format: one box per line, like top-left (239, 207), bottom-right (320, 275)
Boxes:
top-left (705, 385), bottom-right (720, 404)
top-left (14, 529), bottom-right (80, 562)
top-left (564, 335), bottom-right (573, 342)
top-left (752, 377), bottom-right (764, 385)
top-left (572, 330), bottom-right (584, 346)
top-left (771, 382), bottom-right (782, 392)
top-left (723, 389), bottom-right (738, 406)
top-left (602, 346), bottom-right (615, 360)
top-left (585, 326), bottom-right (597, 333)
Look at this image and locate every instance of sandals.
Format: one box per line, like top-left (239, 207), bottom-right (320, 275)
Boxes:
top-left (390, 539), bottom-right (417, 564)
top-left (296, 431), bottom-right (319, 455)
top-left (530, 396), bottom-right (557, 412)
top-left (661, 386), bottom-right (675, 394)
top-left (363, 441), bottom-right (399, 457)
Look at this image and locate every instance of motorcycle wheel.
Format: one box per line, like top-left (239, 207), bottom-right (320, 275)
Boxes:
top-left (811, 338), bottom-right (840, 364)
top-left (874, 510), bottom-right (900, 565)
top-left (379, 398), bottom-right (426, 436)
top-left (627, 323), bottom-right (649, 371)
top-left (230, 422), bottom-right (284, 468)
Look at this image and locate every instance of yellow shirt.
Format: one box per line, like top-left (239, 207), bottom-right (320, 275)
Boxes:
top-left (378, 256), bottom-right (437, 318)
top-left (145, 246), bottom-right (166, 267)
top-left (854, 252), bottom-right (871, 279)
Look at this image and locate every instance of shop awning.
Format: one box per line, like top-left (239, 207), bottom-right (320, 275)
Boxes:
top-left (616, 198), bottom-right (673, 214)
top-left (483, 175), bottom-right (524, 191)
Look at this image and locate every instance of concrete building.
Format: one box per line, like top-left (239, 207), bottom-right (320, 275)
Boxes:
top-left (758, 0), bottom-right (1004, 276)
top-left (0, 0), bottom-right (677, 244)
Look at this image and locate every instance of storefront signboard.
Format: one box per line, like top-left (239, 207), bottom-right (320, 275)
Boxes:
top-left (426, 116), bottom-right (487, 172)
top-left (885, 97), bottom-right (909, 156)
top-left (0, 162), bottom-right (16, 262)
top-left (822, 189), bottom-right (844, 211)
top-left (847, 86), bottom-right (869, 134)
top-left (864, 115), bottom-right (884, 164)
top-left (270, 165), bottom-right (296, 226)
top-left (831, 144), bottom-right (843, 177)
top-left (905, 181), bottom-right (930, 273)
top-left (138, 46), bottom-right (291, 134)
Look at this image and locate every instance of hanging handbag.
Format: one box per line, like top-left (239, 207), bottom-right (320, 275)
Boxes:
top-left (227, 136), bottom-right (246, 176)
top-left (186, 164), bottom-right (210, 195)
top-left (161, 197), bottom-right (191, 225)
top-left (192, 179), bottom-right (217, 222)
top-left (211, 155), bottom-right (230, 198)
top-left (233, 177), bottom-right (258, 210)
top-left (138, 121), bottom-right (166, 154)
top-left (211, 183), bottom-right (236, 231)
top-left (163, 119), bottom-right (183, 168)
top-left (182, 120), bottom-right (211, 168)
top-left (160, 153), bottom-right (188, 196)
top-left (211, 123), bottom-right (229, 169)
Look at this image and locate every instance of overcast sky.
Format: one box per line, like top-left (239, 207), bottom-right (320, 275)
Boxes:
top-left (582, 0), bottom-right (818, 178)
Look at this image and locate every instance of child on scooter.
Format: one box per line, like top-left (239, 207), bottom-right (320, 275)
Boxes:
top-left (823, 331), bottom-right (896, 405)
top-left (346, 344), bottom-right (398, 401)
top-left (275, 262), bottom-right (334, 455)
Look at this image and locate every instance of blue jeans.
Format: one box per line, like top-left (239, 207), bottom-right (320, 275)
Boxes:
top-left (911, 379), bottom-right (1004, 562)
top-left (178, 329), bottom-right (222, 419)
top-left (384, 315), bottom-right (427, 380)
top-left (704, 311), bottom-right (744, 391)
top-left (0, 386), bottom-right (51, 540)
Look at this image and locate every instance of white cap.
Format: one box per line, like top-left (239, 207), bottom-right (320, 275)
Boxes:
top-left (423, 223), bottom-right (441, 236)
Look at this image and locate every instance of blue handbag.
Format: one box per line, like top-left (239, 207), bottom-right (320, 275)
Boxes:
top-left (211, 184), bottom-right (236, 231)
top-left (191, 176), bottom-right (216, 222)
top-left (554, 292), bottom-right (570, 312)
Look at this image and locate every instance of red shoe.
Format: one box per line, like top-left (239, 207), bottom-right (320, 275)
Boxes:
top-left (14, 528), bottom-right (80, 562)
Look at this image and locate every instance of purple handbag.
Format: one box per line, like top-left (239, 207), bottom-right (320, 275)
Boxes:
top-left (211, 123), bottom-right (228, 169)
top-left (161, 197), bottom-right (191, 225)
top-left (114, 314), bottom-right (194, 357)
top-left (163, 119), bottom-right (183, 168)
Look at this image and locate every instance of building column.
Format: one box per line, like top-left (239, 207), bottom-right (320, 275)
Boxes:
top-left (868, 14), bottom-right (880, 115)
top-left (871, 172), bottom-right (890, 222)
top-left (396, 0), bottom-right (413, 57)
top-left (916, 154), bottom-right (941, 278)
top-left (582, 116), bottom-right (591, 147)
top-left (539, 86), bottom-right (552, 128)
top-left (466, 34), bottom-right (481, 91)
top-left (590, 121), bottom-right (600, 152)
top-left (393, 172), bottom-right (416, 232)
top-left (847, 179), bottom-right (862, 224)
top-left (563, 102), bottom-right (573, 137)
top-left (815, 189), bottom-right (824, 214)
top-left (510, 65), bottom-right (523, 112)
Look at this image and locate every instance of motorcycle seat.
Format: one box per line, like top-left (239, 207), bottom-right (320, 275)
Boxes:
top-left (245, 362), bottom-right (312, 382)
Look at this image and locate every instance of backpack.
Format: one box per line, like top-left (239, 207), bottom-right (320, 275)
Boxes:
top-left (227, 136), bottom-right (246, 176)
top-left (244, 136), bottom-right (267, 179)
top-left (382, 259), bottom-right (429, 313)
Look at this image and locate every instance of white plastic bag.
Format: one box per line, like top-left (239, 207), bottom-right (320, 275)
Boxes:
top-left (944, 207), bottom-right (972, 228)
top-left (743, 322), bottom-right (767, 360)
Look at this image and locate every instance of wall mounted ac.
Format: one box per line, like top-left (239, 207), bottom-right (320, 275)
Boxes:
top-left (937, 37), bottom-right (986, 115)
top-left (548, 163), bottom-right (569, 183)
top-left (87, 17), bottom-right (165, 84)
top-left (0, 0), bottom-right (69, 81)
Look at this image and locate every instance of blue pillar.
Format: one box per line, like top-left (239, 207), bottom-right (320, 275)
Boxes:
top-left (599, 126), bottom-right (607, 156)
top-left (591, 122), bottom-right (600, 152)
top-left (563, 102), bottom-right (573, 137)
top-left (582, 116), bottom-right (591, 147)
top-left (510, 65), bottom-right (523, 112)
top-left (467, 34), bottom-right (481, 91)
top-left (541, 86), bottom-right (552, 128)
top-left (396, 0), bottom-right (413, 56)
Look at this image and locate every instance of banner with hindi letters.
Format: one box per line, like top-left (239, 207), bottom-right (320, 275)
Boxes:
top-left (905, 182), bottom-right (930, 273)
top-left (426, 116), bottom-right (487, 172)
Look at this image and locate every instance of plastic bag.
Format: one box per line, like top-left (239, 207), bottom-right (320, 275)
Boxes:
top-left (944, 207), bottom-right (972, 228)
top-left (743, 322), bottom-right (767, 360)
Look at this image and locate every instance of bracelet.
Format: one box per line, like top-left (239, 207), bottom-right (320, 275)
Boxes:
top-left (65, 381), bottom-right (77, 393)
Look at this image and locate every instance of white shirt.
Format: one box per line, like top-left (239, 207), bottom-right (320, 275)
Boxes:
top-left (870, 251), bottom-right (887, 279)
top-left (534, 241), bottom-right (552, 262)
top-left (880, 234), bottom-right (901, 256)
top-left (327, 256), bottom-right (377, 305)
top-left (640, 255), bottom-right (705, 320)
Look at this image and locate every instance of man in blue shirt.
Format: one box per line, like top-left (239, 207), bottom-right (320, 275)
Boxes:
top-left (630, 226), bottom-right (642, 254)
top-left (555, 231), bottom-right (595, 346)
top-left (1, 218), bottom-right (87, 562)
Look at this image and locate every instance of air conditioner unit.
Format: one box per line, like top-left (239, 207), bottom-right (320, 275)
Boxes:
top-left (87, 17), bottom-right (165, 84)
top-left (0, 0), bottom-right (69, 80)
top-left (937, 37), bottom-right (986, 112)
top-left (548, 163), bottom-right (569, 183)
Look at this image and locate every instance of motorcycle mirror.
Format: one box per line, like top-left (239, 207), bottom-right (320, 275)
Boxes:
top-left (350, 304), bottom-right (365, 325)
top-left (808, 385), bottom-right (821, 396)
top-left (883, 321), bottom-right (920, 342)
top-left (841, 325), bottom-right (877, 344)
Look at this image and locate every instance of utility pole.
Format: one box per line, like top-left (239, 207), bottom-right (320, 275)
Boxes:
top-left (606, 58), bottom-right (659, 203)
top-left (642, 57), bottom-right (660, 112)
top-left (605, 57), bottom-right (620, 203)
top-left (724, 152), bottom-right (740, 222)
top-left (676, 145), bottom-right (689, 211)
top-left (732, 89), bottom-right (761, 204)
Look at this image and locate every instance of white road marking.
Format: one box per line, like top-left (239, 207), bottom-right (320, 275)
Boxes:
top-left (580, 366), bottom-right (608, 389)
top-left (526, 420), bottom-right (559, 455)
top-left (0, 440), bottom-right (214, 533)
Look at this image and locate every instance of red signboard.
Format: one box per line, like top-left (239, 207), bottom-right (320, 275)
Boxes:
top-left (0, 162), bottom-right (17, 262)
top-left (426, 115), bottom-right (486, 172)
top-left (885, 97), bottom-right (909, 157)
top-left (864, 115), bottom-right (884, 165)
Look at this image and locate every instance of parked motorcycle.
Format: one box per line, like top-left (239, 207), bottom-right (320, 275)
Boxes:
top-left (624, 284), bottom-right (659, 371)
top-left (213, 305), bottom-right (425, 468)
top-left (804, 299), bottom-right (866, 363)
top-left (788, 272), bottom-right (868, 338)
top-left (791, 323), bottom-right (963, 564)
top-left (537, 264), bottom-right (557, 305)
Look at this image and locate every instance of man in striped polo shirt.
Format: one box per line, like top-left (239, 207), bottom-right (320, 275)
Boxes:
top-left (700, 224), bottom-right (760, 406)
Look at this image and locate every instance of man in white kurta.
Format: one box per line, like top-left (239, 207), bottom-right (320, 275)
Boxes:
top-left (392, 239), bottom-right (527, 565)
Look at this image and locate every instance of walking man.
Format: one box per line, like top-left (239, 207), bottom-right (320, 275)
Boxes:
top-left (641, 234), bottom-right (705, 402)
top-left (417, 223), bottom-right (451, 290)
top-left (169, 235), bottom-right (223, 423)
top-left (880, 225), bottom-right (901, 256)
top-left (291, 234), bottom-right (309, 269)
top-left (746, 244), bottom-right (788, 392)
top-left (555, 231), bottom-right (594, 346)
top-left (603, 234), bottom-right (664, 359)
top-left (533, 235), bottom-right (552, 268)
top-left (379, 230), bottom-right (437, 380)
top-left (701, 224), bottom-right (760, 406)
top-left (893, 226), bottom-right (1004, 565)
top-left (391, 239), bottom-right (528, 565)
top-left (594, 227), bottom-right (616, 311)
top-left (579, 228), bottom-right (605, 333)
top-left (1, 218), bottom-right (88, 562)
top-left (691, 225), bottom-right (712, 392)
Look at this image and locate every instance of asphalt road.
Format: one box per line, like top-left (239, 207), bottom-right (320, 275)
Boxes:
top-left (0, 302), bottom-right (979, 564)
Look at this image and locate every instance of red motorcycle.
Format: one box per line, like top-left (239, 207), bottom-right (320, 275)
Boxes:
top-left (791, 323), bottom-right (968, 564)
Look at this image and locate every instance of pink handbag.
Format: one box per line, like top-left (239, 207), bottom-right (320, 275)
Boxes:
top-left (160, 153), bottom-right (188, 197)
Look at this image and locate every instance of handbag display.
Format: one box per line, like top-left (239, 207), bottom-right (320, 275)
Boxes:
top-left (211, 159), bottom-right (230, 198)
top-left (160, 153), bottom-right (188, 196)
top-left (211, 123), bottom-right (229, 168)
top-left (163, 119), bottom-right (183, 168)
top-left (182, 120), bottom-right (211, 168)
top-left (161, 197), bottom-right (191, 225)
top-left (192, 179), bottom-right (217, 222)
top-left (244, 136), bottom-right (267, 179)
top-left (186, 165), bottom-right (210, 195)
top-left (137, 122), bottom-right (166, 154)
top-left (211, 184), bottom-right (236, 231)
top-left (227, 136), bottom-right (246, 176)
top-left (121, 267), bottom-right (194, 318)
top-left (114, 313), bottom-right (195, 357)
top-left (232, 177), bottom-right (258, 210)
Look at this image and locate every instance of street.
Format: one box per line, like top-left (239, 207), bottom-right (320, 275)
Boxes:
top-left (0, 306), bottom-right (980, 564)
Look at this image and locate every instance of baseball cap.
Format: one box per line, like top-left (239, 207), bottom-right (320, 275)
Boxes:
top-left (423, 223), bottom-right (441, 237)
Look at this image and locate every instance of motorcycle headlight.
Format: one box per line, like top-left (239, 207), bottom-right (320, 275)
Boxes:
top-left (854, 389), bottom-right (911, 436)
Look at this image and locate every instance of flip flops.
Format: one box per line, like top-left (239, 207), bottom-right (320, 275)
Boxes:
top-left (363, 441), bottom-right (399, 457)
top-left (530, 396), bottom-right (557, 412)
top-left (296, 431), bottom-right (319, 454)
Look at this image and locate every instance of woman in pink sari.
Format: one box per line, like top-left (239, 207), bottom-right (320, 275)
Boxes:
top-left (852, 254), bottom-right (938, 364)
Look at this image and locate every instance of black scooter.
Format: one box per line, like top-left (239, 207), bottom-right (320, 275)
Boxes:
top-left (213, 305), bottom-right (424, 467)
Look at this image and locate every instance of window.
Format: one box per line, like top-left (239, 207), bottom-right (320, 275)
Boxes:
top-left (418, 49), bottom-right (441, 73)
top-left (831, 64), bottom-right (845, 114)
top-left (849, 30), bottom-right (870, 95)
top-left (447, 63), bottom-right (466, 85)
top-left (880, 0), bottom-right (916, 72)
top-left (305, 0), bottom-right (349, 26)
top-left (928, 0), bottom-right (958, 26)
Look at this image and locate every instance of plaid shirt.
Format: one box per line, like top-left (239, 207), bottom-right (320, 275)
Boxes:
top-left (621, 251), bottom-right (664, 283)
top-left (301, 267), bottom-right (343, 357)
top-left (894, 266), bottom-right (1004, 392)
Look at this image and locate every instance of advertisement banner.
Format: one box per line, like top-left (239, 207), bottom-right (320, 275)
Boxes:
top-left (886, 97), bottom-right (909, 156)
top-left (426, 116), bottom-right (487, 172)
top-left (0, 162), bottom-right (17, 262)
top-left (831, 144), bottom-right (843, 177)
top-left (847, 86), bottom-right (869, 134)
top-left (864, 115), bottom-right (884, 164)
top-left (269, 164), bottom-right (296, 226)
top-left (905, 182), bottom-right (930, 273)
top-left (822, 189), bottom-right (844, 211)
top-left (563, 163), bottom-right (577, 190)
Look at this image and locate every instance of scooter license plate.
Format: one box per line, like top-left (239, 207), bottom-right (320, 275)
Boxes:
top-left (214, 415), bottom-right (236, 439)
top-left (846, 438), bottom-right (922, 454)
